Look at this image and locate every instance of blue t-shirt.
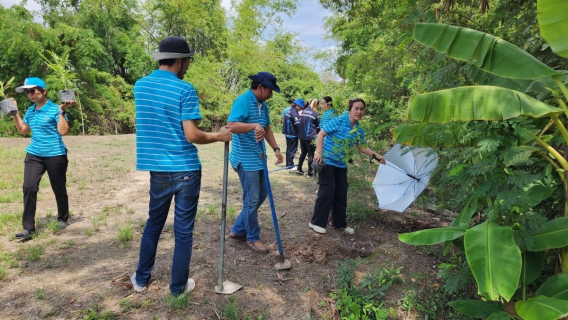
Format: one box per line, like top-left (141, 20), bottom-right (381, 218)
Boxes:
top-left (322, 113), bottom-right (365, 168)
top-left (135, 69), bottom-right (202, 172)
top-left (22, 99), bottom-right (68, 157)
top-left (319, 109), bottom-right (335, 129)
top-left (228, 89), bottom-right (270, 171)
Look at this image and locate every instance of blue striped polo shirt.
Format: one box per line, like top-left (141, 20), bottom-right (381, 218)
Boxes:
top-left (22, 99), bottom-right (68, 157)
top-left (321, 113), bottom-right (365, 168)
top-left (319, 109), bottom-right (335, 129)
top-left (228, 89), bottom-right (270, 171)
top-left (135, 69), bottom-right (202, 172)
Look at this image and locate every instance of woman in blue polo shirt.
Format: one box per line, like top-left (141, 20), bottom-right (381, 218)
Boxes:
top-left (10, 77), bottom-right (74, 240)
top-left (309, 98), bottom-right (386, 235)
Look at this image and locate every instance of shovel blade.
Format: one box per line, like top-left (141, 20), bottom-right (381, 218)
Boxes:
top-left (215, 280), bottom-right (242, 294)
top-left (274, 259), bottom-right (291, 270)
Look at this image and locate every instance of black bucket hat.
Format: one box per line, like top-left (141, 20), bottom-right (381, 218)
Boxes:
top-left (153, 37), bottom-right (195, 61)
top-left (248, 71), bottom-right (280, 93)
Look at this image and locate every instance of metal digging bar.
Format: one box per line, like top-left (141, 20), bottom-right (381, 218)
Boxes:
top-left (215, 141), bottom-right (243, 294)
top-left (258, 141), bottom-right (292, 270)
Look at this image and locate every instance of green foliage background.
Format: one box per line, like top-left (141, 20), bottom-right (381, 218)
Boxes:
top-left (0, 0), bottom-right (333, 135)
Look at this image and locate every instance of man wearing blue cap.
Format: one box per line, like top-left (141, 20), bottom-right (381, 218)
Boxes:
top-left (131, 36), bottom-right (232, 296)
top-left (227, 71), bottom-right (284, 253)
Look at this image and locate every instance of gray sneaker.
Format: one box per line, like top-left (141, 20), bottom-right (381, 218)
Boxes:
top-left (57, 221), bottom-right (68, 230)
top-left (184, 278), bottom-right (196, 293)
top-left (131, 272), bottom-right (146, 292)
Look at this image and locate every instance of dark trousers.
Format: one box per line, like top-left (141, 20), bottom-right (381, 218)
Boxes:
top-left (22, 153), bottom-right (69, 231)
top-left (285, 136), bottom-right (298, 167)
top-left (310, 165), bottom-right (348, 229)
top-left (297, 139), bottom-right (315, 175)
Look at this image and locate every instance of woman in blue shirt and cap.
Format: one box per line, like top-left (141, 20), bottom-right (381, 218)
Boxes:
top-left (9, 77), bottom-right (75, 240)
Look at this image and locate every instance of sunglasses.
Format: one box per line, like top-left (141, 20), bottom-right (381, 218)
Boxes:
top-left (24, 88), bottom-right (40, 95)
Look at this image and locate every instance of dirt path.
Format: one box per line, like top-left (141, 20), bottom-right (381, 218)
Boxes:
top-left (0, 134), bottom-right (444, 319)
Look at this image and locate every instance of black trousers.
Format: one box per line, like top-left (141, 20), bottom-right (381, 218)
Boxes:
top-left (297, 139), bottom-right (315, 175)
top-left (22, 153), bottom-right (69, 231)
top-left (311, 165), bottom-right (348, 229)
top-left (285, 136), bottom-right (298, 167)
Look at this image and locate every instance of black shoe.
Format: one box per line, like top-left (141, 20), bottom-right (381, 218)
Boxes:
top-left (295, 170), bottom-right (305, 176)
top-left (15, 229), bottom-right (35, 240)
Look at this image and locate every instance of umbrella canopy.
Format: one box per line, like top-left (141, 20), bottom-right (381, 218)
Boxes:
top-left (372, 144), bottom-right (438, 213)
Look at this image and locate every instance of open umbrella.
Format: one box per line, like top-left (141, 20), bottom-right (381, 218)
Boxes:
top-left (372, 144), bottom-right (438, 213)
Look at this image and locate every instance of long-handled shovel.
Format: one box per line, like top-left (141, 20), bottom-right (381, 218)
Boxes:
top-left (258, 141), bottom-right (292, 270)
top-left (215, 142), bottom-right (243, 294)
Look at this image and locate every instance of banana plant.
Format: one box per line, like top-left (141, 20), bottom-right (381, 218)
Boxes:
top-left (394, 0), bottom-right (568, 318)
top-left (39, 50), bottom-right (85, 135)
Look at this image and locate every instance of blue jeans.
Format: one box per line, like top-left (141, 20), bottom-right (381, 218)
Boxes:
top-left (231, 164), bottom-right (267, 242)
top-left (135, 170), bottom-right (201, 295)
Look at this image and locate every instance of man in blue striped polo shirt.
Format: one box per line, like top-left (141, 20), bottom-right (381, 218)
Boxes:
top-left (227, 71), bottom-right (284, 254)
top-left (132, 37), bottom-right (232, 296)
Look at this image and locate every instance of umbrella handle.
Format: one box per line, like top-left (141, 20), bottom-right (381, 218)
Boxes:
top-left (370, 153), bottom-right (378, 163)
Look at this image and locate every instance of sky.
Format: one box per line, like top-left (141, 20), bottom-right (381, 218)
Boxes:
top-left (0, 0), bottom-right (336, 72)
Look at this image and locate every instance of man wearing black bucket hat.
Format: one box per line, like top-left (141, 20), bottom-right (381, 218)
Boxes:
top-left (226, 71), bottom-right (283, 254)
top-left (131, 36), bottom-right (232, 296)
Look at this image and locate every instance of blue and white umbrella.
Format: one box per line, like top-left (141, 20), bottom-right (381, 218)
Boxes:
top-left (372, 144), bottom-right (438, 213)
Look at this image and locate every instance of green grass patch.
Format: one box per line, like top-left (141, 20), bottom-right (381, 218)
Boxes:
top-left (163, 292), bottom-right (191, 311)
top-left (117, 224), bottom-right (134, 246)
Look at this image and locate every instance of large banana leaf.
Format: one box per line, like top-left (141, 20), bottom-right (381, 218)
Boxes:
top-left (467, 67), bottom-right (533, 92)
top-left (407, 86), bottom-right (564, 123)
top-left (521, 251), bottom-right (544, 287)
top-left (465, 221), bottom-right (522, 301)
top-left (537, 0), bottom-right (568, 59)
top-left (515, 296), bottom-right (568, 320)
top-left (398, 226), bottom-right (466, 245)
top-left (535, 273), bottom-right (568, 300)
top-left (486, 312), bottom-right (513, 320)
top-left (448, 300), bottom-right (504, 318)
top-left (413, 23), bottom-right (561, 80)
top-left (529, 217), bottom-right (568, 251)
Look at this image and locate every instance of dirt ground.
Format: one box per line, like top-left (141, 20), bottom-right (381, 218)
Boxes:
top-left (0, 134), bottom-right (447, 319)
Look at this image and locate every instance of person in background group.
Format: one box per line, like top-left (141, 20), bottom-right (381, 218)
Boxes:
top-left (319, 96), bottom-right (334, 129)
top-left (309, 98), bottom-right (385, 235)
top-left (227, 71), bottom-right (284, 254)
top-left (296, 97), bottom-right (320, 178)
top-left (131, 37), bottom-right (232, 296)
top-left (310, 98), bottom-right (319, 113)
top-left (10, 77), bottom-right (74, 240)
top-left (282, 99), bottom-right (300, 169)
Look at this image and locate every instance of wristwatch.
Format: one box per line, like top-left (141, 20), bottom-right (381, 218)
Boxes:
top-left (58, 110), bottom-right (66, 116)
top-left (273, 147), bottom-right (280, 152)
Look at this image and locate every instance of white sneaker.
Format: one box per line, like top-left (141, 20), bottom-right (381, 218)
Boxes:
top-left (184, 278), bottom-right (196, 293)
top-left (309, 222), bottom-right (326, 234)
top-left (340, 227), bottom-right (355, 235)
top-left (131, 272), bottom-right (146, 292)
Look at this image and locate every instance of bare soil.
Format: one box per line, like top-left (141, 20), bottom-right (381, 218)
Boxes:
top-left (0, 134), bottom-right (447, 319)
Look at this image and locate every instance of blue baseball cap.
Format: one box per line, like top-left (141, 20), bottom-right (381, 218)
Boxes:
top-left (16, 77), bottom-right (46, 93)
top-left (293, 98), bottom-right (305, 108)
top-left (248, 71), bottom-right (280, 93)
